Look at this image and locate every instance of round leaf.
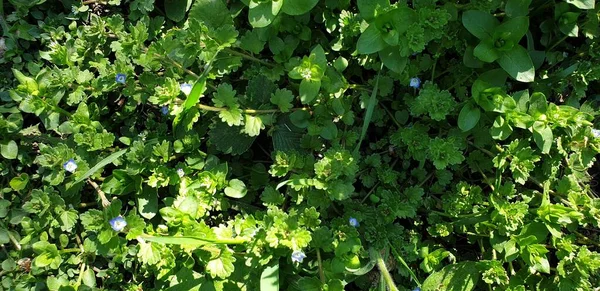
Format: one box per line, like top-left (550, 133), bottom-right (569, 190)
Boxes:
top-left (458, 103), bottom-right (481, 132)
top-left (225, 179), bottom-right (247, 198)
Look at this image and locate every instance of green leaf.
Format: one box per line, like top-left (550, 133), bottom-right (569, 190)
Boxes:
top-left (1, 140), bottom-right (18, 159)
top-left (74, 149), bottom-right (128, 184)
top-left (242, 114), bottom-right (264, 137)
top-left (299, 79), bottom-right (321, 104)
top-left (532, 121), bottom-right (552, 154)
top-left (462, 10), bottom-right (500, 40)
top-left (320, 120), bottom-right (338, 140)
top-left (559, 12), bottom-right (580, 37)
top-left (138, 186), bottom-right (158, 220)
top-left (189, 0), bottom-right (233, 29)
top-left (224, 179), bottom-right (247, 198)
top-left (165, 0), bottom-right (192, 22)
top-left (490, 116), bottom-right (513, 140)
top-left (357, 0), bottom-right (389, 20)
top-left (218, 106), bottom-right (244, 126)
top-left (282, 0), bottom-right (319, 15)
top-left (12, 69), bottom-right (38, 93)
top-left (270, 89), bottom-right (294, 112)
top-left (565, 0), bottom-right (595, 9)
top-left (354, 66), bottom-right (381, 153)
top-left (422, 262), bottom-right (479, 291)
top-left (140, 234), bottom-right (245, 245)
top-left (204, 246), bottom-right (236, 279)
top-left (260, 262), bottom-right (280, 291)
top-left (82, 267), bottom-right (96, 287)
top-left (497, 45), bottom-right (535, 83)
top-left (9, 174), bottom-right (29, 191)
top-left (183, 78), bottom-right (207, 111)
top-left (357, 25), bottom-right (387, 54)
top-left (505, 0), bottom-right (532, 17)
top-left (59, 210), bottom-right (78, 232)
top-left (458, 103), bottom-right (481, 132)
top-left (379, 46), bottom-right (407, 73)
top-left (248, 0), bottom-right (283, 28)
top-left (209, 122), bottom-right (256, 155)
top-left (494, 16), bottom-right (529, 44)
top-left (473, 40), bottom-right (500, 63)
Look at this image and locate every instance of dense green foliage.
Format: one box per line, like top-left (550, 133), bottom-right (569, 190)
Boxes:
top-left (1, 0), bottom-right (600, 290)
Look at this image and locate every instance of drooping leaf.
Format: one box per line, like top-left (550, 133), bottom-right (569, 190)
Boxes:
top-left (74, 149), bottom-right (128, 184)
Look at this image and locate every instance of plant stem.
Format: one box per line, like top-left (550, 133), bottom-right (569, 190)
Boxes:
top-left (60, 248), bottom-right (82, 254)
top-left (224, 48), bottom-right (275, 68)
top-left (317, 249), bottom-right (326, 284)
top-left (371, 249), bottom-right (399, 291)
top-left (198, 103), bottom-right (308, 114)
top-left (87, 178), bottom-right (110, 208)
top-left (388, 241), bottom-right (421, 286)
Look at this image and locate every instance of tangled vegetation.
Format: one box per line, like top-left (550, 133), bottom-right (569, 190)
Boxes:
top-left (1, 0), bottom-right (600, 290)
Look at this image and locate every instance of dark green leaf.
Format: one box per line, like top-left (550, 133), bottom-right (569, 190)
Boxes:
top-left (357, 25), bottom-right (387, 54)
top-left (422, 262), bottom-right (480, 291)
top-left (490, 116), bottom-right (513, 140)
top-left (189, 0), bottom-right (233, 29)
top-left (473, 40), bottom-right (500, 63)
top-left (282, 0), bottom-right (319, 15)
top-left (458, 103), bottom-right (481, 132)
top-left (497, 45), bottom-right (535, 82)
top-left (248, 1), bottom-right (283, 28)
top-left (299, 79), bottom-right (321, 104)
top-left (74, 149), bottom-right (128, 184)
top-left (379, 46), bottom-right (407, 73)
top-left (357, 0), bottom-right (389, 20)
top-left (506, 0), bottom-right (532, 17)
top-left (165, 0), bottom-right (192, 22)
top-left (462, 10), bottom-right (500, 39)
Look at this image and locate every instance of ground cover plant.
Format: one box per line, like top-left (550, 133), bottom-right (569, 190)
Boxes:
top-left (1, 0), bottom-right (600, 290)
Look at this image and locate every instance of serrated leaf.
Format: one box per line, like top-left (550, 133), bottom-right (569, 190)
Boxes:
top-left (422, 262), bottom-right (479, 291)
top-left (242, 114), bottom-right (264, 137)
top-left (209, 121), bottom-right (256, 155)
top-left (189, 0), bottom-right (233, 29)
top-left (270, 89), bottom-right (294, 112)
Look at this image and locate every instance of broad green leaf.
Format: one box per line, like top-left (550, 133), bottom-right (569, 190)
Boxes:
top-left (138, 186), bottom-right (158, 220)
top-left (495, 16), bottom-right (529, 44)
top-left (12, 69), bottom-right (38, 93)
top-left (497, 45), bottom-right (535, 82)
top-left (527, 92), bottom-right (548, 118)
top-left (357, 0), bottom-right (389, 20)
top-left (320, 120), bottom-right (338, 140)
top-left (299, 79), bottom-right (321, 104)
top-left (189, 0), bottom-right (233, 29)
top-left (1, 140), bottom-right (18, 159)
top-left (473, 40), bottom-right (500, 63)
top-left (490, 116), bottom-right (513, 140)
top-left (9, 174), bottom-right (29, 191)
top-left (82, 268), bottom-right (96, 287)
top-left (458, 103), bottom-right (481, 132)
top-left (282, 0), bottom-right (319, 15)
top-left (242, 114), bottom-right (264, 137)
top-left (165, 0), bottom-right (192, 22)
top-left (260, 262), bottom-right (279, 291)
top-left (565, 0), bottom-right (595, 9)
top-left (224, 179), bottom-right (247, 198)
top-left (74, 149), bottom-right (128, 184)
top-left (532, 121), bottom-right (552, 154)
top-left (422, 262), bottom-right (479, 291)
top-left (354, 65), bottom-right (382, 153)
top-left (379, 46), bottom-right (407, 73)
top-left (209, 122), bottom-right (256, 155)
top-left (249, 0), bottom-right (283, 28)
top-left (463, 46), bottom-right (484, 68)
top-left (289, 110), bottom-right (310, 128)
top-left (506, 0), bottom-right (532, 17)
top-left (559, 12), bottom-right (580, 37)
top-left (462, 10), bottom-right (500, 40)
top-left (357, 25), bottom-right (387, 54)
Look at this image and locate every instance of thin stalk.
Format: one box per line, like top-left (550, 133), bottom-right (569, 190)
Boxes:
top-left (371, 249), bottom-right (399, 291)
top-left (224, 48), bottom-right (275, 68)
top-left (198, 103), bottom-right (308, 114)
top-left (388, 241), bottom-right (421, 286)
top-left (317, 249), bottom-right (326, 284)
top-left (87, 178), bottom-right (110, 208)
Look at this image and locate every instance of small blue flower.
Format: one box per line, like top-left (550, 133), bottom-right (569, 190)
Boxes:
top-left (291, 250), bottom-right (306, 263)
top-left (409, 77), bottom-right (421, 89)
top-left (115, 73), bottom-right (126, 84)
top-left (349, 217), bottom-right (359, 227)
top-left (109, 216), bottom-right (127, 232)
top-left (180, 83), bottom-right (193, 96)
top-left (412, 287), bottom-right (421, 291)
top-left (177, 168), bottom-right (185, 178)
top-left (161, 106), bottom-right (169, 115)
top-left (592, 128), bottom-right (600, 138)
top-left (63, 159), bottom-right (77, 173)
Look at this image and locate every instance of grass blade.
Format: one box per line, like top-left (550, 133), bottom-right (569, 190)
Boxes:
top-left (74, 149), bottom-right (127, 184)
top-left (354, 64), bottom-right (383, 154)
